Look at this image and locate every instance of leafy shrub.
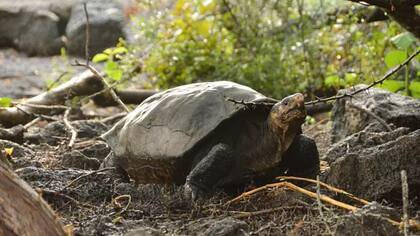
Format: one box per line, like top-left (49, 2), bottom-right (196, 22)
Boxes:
top-left (128, 0), bottom-right (419, 98)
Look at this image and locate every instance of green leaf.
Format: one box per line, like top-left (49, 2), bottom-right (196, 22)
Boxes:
top-left (324, 75), bottom-right (341, 87)
top-left (378, 80), bottom-right (405, 92)
top-left (104, 48), bottom-right (113, 55)
top-left (92, 53), bottom-right (109, 63)
top-left (344, 72), bottom-right (358, 84)
top-left (0, 97), bottom-right (12, 107)
top-left (384, 50), bottom-right (407, 68)
top-left (112, 46), bottom-right (128, 55)
top-left (390, 32), bottom-right (416, 51)
top-left (409, 81), bottom-right (420, 98)
top-left (105, 61), bottom-right (122, 81)
top-left (107, 70), bottom-right (123, 81)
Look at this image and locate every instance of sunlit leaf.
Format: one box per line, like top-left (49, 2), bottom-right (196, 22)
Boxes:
top-left (378, 80), bottom-right (405, 92)
top-left (0, 97), bottom-right (12, 107)
top-left (194, 20), bottom-right (211, 36)
top-left (344, 73), bottom-right (358, 84)
top-left (384, 50), bottom-right (407, 68)
top-left (104, 48), bottom-right (113, 55)
top-left (390, 32), bottom-right (416, 51)
top-left (92, 53), bottom-right (109, 63)
top-left (4, 147), bottom-right (13, 156)
top-left (324, 75), bottom-right (341, 87)
top-left (105, 61), bottom-right (123, 81)
top-left (409, 81), bottom-right (420, 98)
top-left (112, 46), bottom-right (128, 55)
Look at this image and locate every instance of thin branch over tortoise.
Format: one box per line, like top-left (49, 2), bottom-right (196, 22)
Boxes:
top-left (102, 81), bottom-right (320, 199)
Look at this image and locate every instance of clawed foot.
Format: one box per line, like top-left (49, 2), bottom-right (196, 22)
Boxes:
top-left (184, 183), bottom-right (207, 201)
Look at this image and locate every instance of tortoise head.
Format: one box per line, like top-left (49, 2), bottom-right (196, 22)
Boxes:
top-left (268, 93), bottom-right (306, 154)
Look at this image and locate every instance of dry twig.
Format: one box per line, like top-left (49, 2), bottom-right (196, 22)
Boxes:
top-left (63, 108), bottom-right (77, 148)
top-left (23, 117), bottom-right (42, 130)
top-left (226, 181), bottom-right (358, 212)
top-left (73, 61), bottom-right (130, 113)
top-left (61, 167), bottom-right (116, 191)
top-left (72, 2), bottom-right (129, 113)
top-left (14, 102), bottom-right (69, 111)
top-left (83, 2), bottom-right (90, 65)
top-left (276, 176), bottom-right (370, 205)
top-left (401, 170), bottom-right (409, 236)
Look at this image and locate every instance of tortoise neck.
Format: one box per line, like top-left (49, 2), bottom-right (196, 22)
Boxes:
top-left (266, 116), bottom-right (299, 155)
top-left (261, 120), bottom-right (283, 161)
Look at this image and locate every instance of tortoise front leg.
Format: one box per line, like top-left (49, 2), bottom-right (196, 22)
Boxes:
top-left (184, 143), bottom-right (234, 200)
top-left (281, 134), bottom-right (320, 179)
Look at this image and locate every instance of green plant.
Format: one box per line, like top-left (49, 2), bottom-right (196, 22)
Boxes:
top-left (0, 97), bottom-right (12, 107)
top-left (381, 32), bottom-right (419, 97)
top-left (129, 0), bottom-right (419, 98)
top-left (92, 40), bottom-right (128, 82)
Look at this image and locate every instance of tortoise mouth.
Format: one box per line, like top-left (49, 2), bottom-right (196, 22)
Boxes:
top-left (285, 106), bottom-right (306, 122)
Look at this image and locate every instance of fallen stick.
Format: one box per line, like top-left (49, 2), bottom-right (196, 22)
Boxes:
top-left (229, 179), bottom-right (420, 232)
top-left (92, 89), bottom-right (158, 107)
top-left (0, 70), bottom-right (103, 128)
top-left (226, 181), bottom-right (358, 212)
top-left (276, 176), bottom-right (370, 205)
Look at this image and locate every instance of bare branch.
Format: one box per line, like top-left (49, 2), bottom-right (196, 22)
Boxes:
top-left (305, 48), bottom-right (420, 105)
top-left (83, 2), bottom-right (90, 65)
top-left (73, 60), bottom-right (130, 112)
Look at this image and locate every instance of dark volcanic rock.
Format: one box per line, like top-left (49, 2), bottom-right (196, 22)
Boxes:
top-left (324, 128), bottom-right (420, 199)
top-left (66, 0), bottom-right (125, 56)
top-left (0, 1), bottom-right (67, 55)
top-left (331, 85), bottom-right (420, 142)
top-left (335, 202), bottom-right (401, 236)
top-left (323, 126), bottom-right (410, 163)
top-left (0, 125), bottom-right (24, 144)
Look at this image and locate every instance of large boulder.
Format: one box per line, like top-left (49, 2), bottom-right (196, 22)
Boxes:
top-left (0, 1), bottom-right (66, 55)
top-left (331, 85), bottom-right (420, 142)
top-left (65, 0), bottom-right (126, 56)
top-left (324, 127), bottom-right (420, 200)
top-left (0, 0), bottom-right (126, 56)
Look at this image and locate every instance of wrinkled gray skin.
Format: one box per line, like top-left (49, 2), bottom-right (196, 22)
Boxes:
top-left (102, 81), bottom-right (319, 200)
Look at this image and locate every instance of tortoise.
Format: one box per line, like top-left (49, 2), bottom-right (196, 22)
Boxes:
top-left (102, 81), bottom-right (319, 199)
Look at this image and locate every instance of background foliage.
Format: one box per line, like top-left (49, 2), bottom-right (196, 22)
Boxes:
top-left (125, 0), bottom-right (419, 99)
